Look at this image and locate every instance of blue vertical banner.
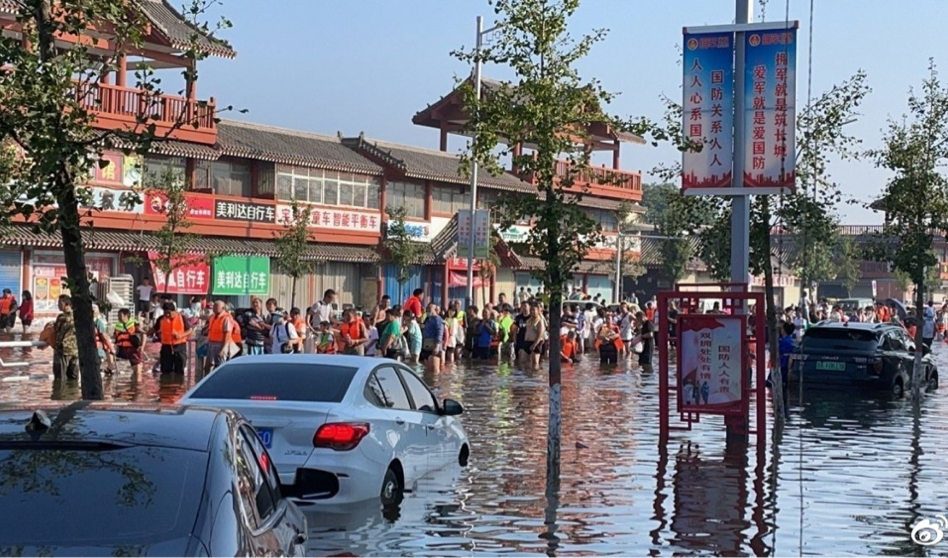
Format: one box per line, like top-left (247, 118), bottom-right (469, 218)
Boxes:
top-left (743, 27), bottom-right (797, 192)
top-left (682, 32), bottom-right (734, 193)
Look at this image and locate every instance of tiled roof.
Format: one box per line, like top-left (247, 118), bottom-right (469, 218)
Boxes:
top-left (1, 226), bottom-right (378, 263)
top-left (515, 255), bottom-right (613, 275)
top-left (218, 121), bottom-right (383, 175)
top-left (139, 0), bottom-right (236, 58)
top-left (345, 135), bottom-right (533, 192)
top-left (113, 139), bottom-right (220, 160)
top-left (639, 236), bottom-right (705, 269)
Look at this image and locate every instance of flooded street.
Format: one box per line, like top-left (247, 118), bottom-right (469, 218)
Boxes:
top-left (2, 340), bottom-right (947, 556)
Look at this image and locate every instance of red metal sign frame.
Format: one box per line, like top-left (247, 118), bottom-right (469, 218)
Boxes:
top-left (658, 289), bottom-right (766, 445)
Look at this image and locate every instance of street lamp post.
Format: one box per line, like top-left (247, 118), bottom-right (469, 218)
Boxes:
top-left (465, 15), bottom-right (502, 307)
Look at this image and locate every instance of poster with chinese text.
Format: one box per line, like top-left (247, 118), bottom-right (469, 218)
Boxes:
top-left (212, 255), bottom-right (270, 296)
top-left (677, 314), bottom-right (744, 414)
top-left (682, 32), bottom-right (734, 192)
top-left (743, 28), bottom-right (797, 193)
top-left (148, 253), bottom-right (211, 295)
top-left (457, 209), bottom-right (490, 259)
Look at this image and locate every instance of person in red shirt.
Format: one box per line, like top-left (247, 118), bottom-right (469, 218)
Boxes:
top-left (560, 330), bottom-right (577, 363)
top-left (404, 288), bottom-right (425, 319)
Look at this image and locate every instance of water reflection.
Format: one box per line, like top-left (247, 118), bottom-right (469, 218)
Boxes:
top-left (2, 347), bottom-right (948, 555)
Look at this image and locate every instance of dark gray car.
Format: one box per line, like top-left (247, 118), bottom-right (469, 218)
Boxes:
top-left (793, 322), bottom-right (939, 397)
top-left (0, 403), bottom-right (307, 556)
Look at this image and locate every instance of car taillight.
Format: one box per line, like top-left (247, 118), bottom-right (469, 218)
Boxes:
top-left (313, 423), bottom-right (370, 451)
top-left (871, 359), bottom-right (883, 375)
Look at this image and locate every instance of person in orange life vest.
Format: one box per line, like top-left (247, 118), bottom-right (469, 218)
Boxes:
top-left (0, 288), bottom-right (18, 332)
top-left (560, 329), bottom-right (578, 364)
top-left (149, 301), bottom-right (191, 375)
top-left (289, 307), bottom-right (307, 354)
top-left (595, 311), bottom-right (623, 365)
top-left (404, 288), bottom-right (425, 319)
top-left (113, 307), bottom-right (144, 374)
top-left (316, 321), bottom-right (337, 354)
top-left (339, 308), bottom-right (368, 356)
top-left (206, 300), bottom-right (234, 368)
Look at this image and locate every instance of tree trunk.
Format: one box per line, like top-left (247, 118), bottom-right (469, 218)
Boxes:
top-left (290, 275), bottom-right (298, 309)
top-left (912, 274), bottom-right (925, 402)
top-left (547, 283), bottom-right (563, 485)
top-left (57, 188), bottom-right (103, 400)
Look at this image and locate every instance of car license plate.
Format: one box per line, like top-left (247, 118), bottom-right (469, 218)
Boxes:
top-left (816, 361), bottom-right (846, 372)
top-left (257, 428), bottom-right (273, 449)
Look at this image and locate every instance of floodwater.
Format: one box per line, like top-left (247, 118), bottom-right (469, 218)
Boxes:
top-left (2, 338), bottom-right (947, 556)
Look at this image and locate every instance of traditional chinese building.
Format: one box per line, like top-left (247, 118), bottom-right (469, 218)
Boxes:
top-left (0, 3), bottom-right (651, 317)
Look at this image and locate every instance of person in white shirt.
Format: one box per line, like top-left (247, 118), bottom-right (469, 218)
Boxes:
top-left (310, 289), bottom-right (337, 332)
top-left (136, 277), bottom-right (153, 314)
top-left (619, 303), bottom-right (634, 357)
top-left (363, 314), bottom-right (379, 357)
top-left (270, 311), bottom-right (298, 354)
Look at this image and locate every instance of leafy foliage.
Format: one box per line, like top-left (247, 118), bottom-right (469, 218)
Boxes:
top-left (454, 0), bottom-right (611, 391)
top-left (641, 182), bottom-right (714, 283)
top-left (383, 205), bottom-right (424, 300)
top-left (146, 163), bottom-right (207, 293)
top-left (0, 0), bottom-right (233, 399)
top-left (274, 198), bottom-right (315, 308)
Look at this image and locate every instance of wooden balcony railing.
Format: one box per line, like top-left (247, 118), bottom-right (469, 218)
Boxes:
top-left (74, 81), bottom-right (217, 144)
top-left (553, 160), bottom-right (642, 199)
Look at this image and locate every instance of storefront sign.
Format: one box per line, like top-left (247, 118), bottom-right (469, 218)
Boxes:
top-left (215, 200), bottom-right (275, 223)
top-left (277, 204), bottom-right (380, 233)
top-left (145, 193), bottom-right (215, 219)
top-left (457, 209), bottom-right (490, 259)
top-left (148, 253), bottom-right (210, 295)
top-left (498, 224), bottom-right (530, 243)
top-left (123, 154), bottom-right (142, 187)
top-left (749, 273), bottom-right (795, 288)
top-left (212, 255), bottom-right (270, 296)
top-left (677, 314), bottom-right (744, 414)
top-left (92, 152), bottom-right (125, 185)
top-left (31, 253), bottom-right (114, 313)
top-left (80, 187), bottom-right (145, 214)
top-left (743, 28), bottom-right (797, 192)
top-left (682, 31), bottom-right (734, 191)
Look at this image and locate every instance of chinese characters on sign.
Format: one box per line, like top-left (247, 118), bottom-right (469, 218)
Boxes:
top-left (681, 32), bottom-right (734, 191)
top-left (145, 193), bottom-right (215, 219)
top-left (678, 315), bottom-right (744, 413)
top-left (276, 205), bottom-right (380, 233)
top-left (212, 255), bottom-right (270, 296)
top-left (80, 187), bottom-right (145, 214)
top-left (744, 29), bottom-right (797, 192)
top-left (93, 153), bottom-right (124, 185)
top-left (214, 200), bottom-right (276, 224)
top-left (148, 253), bottom-right (210, 295)
top-left (457, 209), bottom-right (490, 259)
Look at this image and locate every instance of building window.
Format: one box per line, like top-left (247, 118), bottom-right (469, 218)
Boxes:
top-left (275, 167), bottom-right (379, 209)
top-left (587, 208), bottom-right (618, 232)
top-left (211, 159), bottom-right (252, 197)
top-left (433, 184), bottom-right (471, 215)
top-left (143, 155), bottom-right (186, 189)
top-left (387, 181), bottom-right (426, 219)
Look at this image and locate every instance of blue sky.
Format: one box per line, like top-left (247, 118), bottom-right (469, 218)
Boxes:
top-left (196, 0), bottom-right (948, 224)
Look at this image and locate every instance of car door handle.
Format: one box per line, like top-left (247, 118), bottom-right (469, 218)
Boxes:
top-left (395, 417), bottom-right (405, 425)
top-left (292, 532), bottom-right (307, 546)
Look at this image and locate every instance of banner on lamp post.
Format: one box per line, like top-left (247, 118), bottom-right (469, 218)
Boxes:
top-left (457, 209), bottom-right (490, 259)
top-left (743, 27), bottom-right (797, 193)
top-left (681, 31), bottom-right (734, 193)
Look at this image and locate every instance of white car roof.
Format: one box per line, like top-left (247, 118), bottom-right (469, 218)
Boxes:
top-left (221, 354), bottom-right (383, 370)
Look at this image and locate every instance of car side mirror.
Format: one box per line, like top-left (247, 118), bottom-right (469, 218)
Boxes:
top-left (442, 399), bottom-right (463, 416)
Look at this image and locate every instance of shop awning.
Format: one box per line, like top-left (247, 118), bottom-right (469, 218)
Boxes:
top-left (448, 270), bottom-right (485, 288)
top-left (0, 226), bottom-right (379, 263)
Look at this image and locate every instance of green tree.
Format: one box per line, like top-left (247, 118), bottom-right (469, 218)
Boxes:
top-left (455, 0), bottom-right (610, 468)
top-left (642, 183), bottom-right (714, 284)
top-left (869, 60), bottom-right (948, 400)
top-left (0, 0), bottom-right (231, 399)
top-left (383, 205), bottom-right (424, 302)
top-left (833, 236), bottom-right (862, 294)
top-left (274, 199), bottom-right (315, 308)
top-left (145, 163), bottom-right (208, 296)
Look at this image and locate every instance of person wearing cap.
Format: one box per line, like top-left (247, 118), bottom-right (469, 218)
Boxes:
top-left (269, 310), bottom-right (297, 354)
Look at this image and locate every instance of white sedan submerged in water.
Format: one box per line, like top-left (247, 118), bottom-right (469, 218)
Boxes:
top-left (179, 354), bottom-right (470, 506)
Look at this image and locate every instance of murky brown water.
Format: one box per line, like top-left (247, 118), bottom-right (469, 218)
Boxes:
top-left (2, 336), bottom-right (947, 556)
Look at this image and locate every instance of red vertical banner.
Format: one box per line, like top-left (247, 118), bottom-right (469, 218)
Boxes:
top-left (677, 314), bottom-right (746, 414)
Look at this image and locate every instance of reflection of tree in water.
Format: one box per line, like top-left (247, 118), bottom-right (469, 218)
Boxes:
top-left (0, 403), bottom-right (156, 507)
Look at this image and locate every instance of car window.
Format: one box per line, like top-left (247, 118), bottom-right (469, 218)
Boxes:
top-left (896, 330), bottom-right (915, 350)
top-left (364, 374), bottom-right (387, 407)
top-left (235, 429), bottom-right (275, 526)
top-left (0, 445), bottom-right (204, 548)
top-left (374, 366), bottom-right (412, 410)
top-left (242, 425), bottom-right (282, 504)
top-left (886, 332), bottom-right (905, 351)
top-left (189, 363), bottom-right (356, 402)
top-left (399, 368), bottom-right (438, 413)
top-left (802, 327), bottom-right (878, 351)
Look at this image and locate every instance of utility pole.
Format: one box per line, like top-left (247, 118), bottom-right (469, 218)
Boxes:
top-left (614, 231), bottom-right (622, 304)
top-left (465, 15), bottom-right (485, 307)
top-left (730, 0), bottom-right (753, 289)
